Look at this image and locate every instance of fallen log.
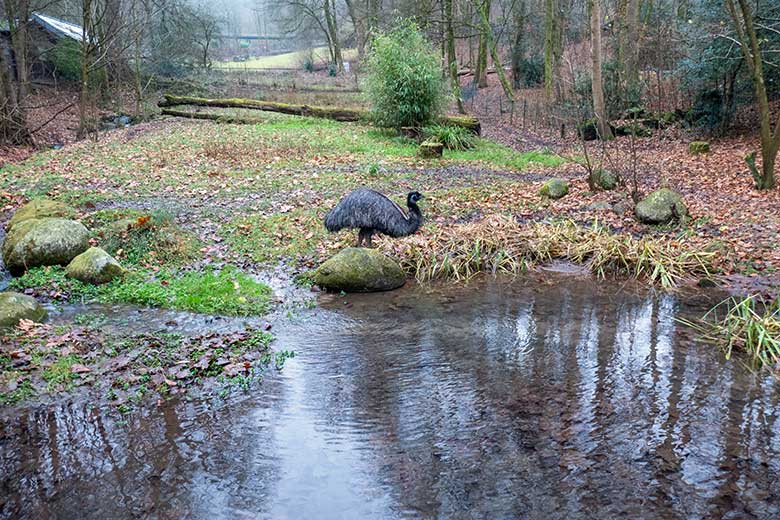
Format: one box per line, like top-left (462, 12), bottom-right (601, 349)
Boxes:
top-left (159, 94), bottom-right (481, 134)
top-left (160, 94), bottom-right (366, 122)
top-left (160, 108), bottom-right (265, 125)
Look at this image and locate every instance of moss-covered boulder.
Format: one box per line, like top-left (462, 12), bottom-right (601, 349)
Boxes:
top-left (418, 139), bottom-right (444, 159)
top-left (689, 141), bottom-right (710, 154)
top-left (540, 178), bottom-right (569, 199)
top-left (592, 169), bottom-right (618, 190)
top-left (66, 247), bottom-right (125, 284)
top-left (0, 292), bottom-right (47, 329)
top-left (2, 218), bottom-right (90, 275)
top-left (6, 199), bottom-right (76, 232)
top-left (635, 189), bottom-right (689, 225)
top-left (314, 248), bottom-right (405, 292)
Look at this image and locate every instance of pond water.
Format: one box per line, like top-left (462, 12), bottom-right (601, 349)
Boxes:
top-left (2, 274), bottom-right (779, 519)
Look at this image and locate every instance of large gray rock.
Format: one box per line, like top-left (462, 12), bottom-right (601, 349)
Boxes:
top-left (314, 248), bottom-right (406, 292)
top-left (540, 178), bottom-right (569, 199)
top-left (6, 199), bottom-right (76, 232)
top-left (66, 247), bottom-right (125, 284)
top-left (635, 188), bottom-right (689, 225)
top-left (0, 292), bottom-right (47, 329)
top-left (2, 218), bottom-right (90, 275)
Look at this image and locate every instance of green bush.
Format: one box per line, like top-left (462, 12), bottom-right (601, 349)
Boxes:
top-left (47, 39), bottom-right (82, 81)
top-left (518, 55), bottom-right (544, 87)
top-left (366, 21), bottom-right (446, 129)
top-left (423, 125), bottom-right (477, 150)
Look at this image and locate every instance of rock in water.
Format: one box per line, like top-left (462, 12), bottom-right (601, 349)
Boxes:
top-left (0, 292), bottom-right (47, 328)
top-left (2, 218), bottom-right (90, 275)
top-left (635, 188), bottom-right (689, 225)
top-left (6, 199), bottom-right (76, 232)
top-left (314, 248), bottom-right (405, 292)
top-left (539, 178), bottom-right (569, 199)
top-left (66, 247), bottom-right (125, 284)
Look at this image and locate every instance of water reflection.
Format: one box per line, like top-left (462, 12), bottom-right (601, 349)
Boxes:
top-left (2, 275), bottom-right (779, 519)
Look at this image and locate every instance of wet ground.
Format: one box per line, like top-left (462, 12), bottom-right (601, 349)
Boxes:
top-left (1, 273), bottom-right (779, 519)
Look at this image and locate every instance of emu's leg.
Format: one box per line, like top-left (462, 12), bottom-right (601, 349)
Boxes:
top-left (357, 228), bottom-right (367, 247)
top-left (366, 230), bottom-right (374, 248)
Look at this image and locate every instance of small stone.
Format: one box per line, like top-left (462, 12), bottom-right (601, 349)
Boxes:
top-left (418, 139), bottom-right (443, 159)
top-left (66, 247), bottom-right (126, 284)
top-left (540, 178), bottom-right (569, 199)
top-left (689, 141), bottom-right (710, 154)
top-left (635, 188), bottom-right (689, 225)
top-left (0, 292), bottom-right (47, 329)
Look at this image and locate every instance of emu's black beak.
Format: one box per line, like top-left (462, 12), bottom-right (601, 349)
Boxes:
top-left (419, 194), bottom-right (425, 199)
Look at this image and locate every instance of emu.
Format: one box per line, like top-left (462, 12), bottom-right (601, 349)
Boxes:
top-left (324, 189), bottom-right (424, 247)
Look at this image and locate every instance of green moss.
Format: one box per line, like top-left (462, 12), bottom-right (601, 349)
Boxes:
top-left (11, 265), bottom-right (273, 316)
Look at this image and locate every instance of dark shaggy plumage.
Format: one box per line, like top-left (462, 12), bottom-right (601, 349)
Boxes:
top-left (324, 189), bottom-right (424, 247)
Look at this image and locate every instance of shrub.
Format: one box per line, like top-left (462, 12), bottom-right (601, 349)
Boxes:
top-left (47, 39), bottom-right (81, 82)
top-left (365, 21), bottom-right (446, 129)
top-left (423, 125), bottom-right (477, 150)
top-left (518, 55), bottom-right (544, 87)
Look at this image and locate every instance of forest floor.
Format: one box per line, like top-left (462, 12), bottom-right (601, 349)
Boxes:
top-left (1, 81), bottom-right (779, 409)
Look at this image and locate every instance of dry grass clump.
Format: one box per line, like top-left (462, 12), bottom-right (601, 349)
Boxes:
top-left (380, 215), bottom-right (716, 288)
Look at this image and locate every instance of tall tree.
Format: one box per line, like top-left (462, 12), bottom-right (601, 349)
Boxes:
top-left (588, 0), bottom-right (611, 138)
top-left (475, 0), bottom-right (490, 88)
top-left (511, 0), bottom-right (526, 90)
top-left (543, 0), bottom-right (555, 98)
top-left (0, 0), bottom-right (33, 144)
top-left (725, 0), bottom-right (778, 189)
top-left (445, 0), bottom-right (465, 113)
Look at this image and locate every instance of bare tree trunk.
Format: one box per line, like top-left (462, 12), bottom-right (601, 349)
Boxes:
top-left (344, 0), bottom-right (366, 57)
top-left (79, 0), bottom-right (93, 139)
top-left (323, 0), bottom-right (343, 72)
top-left (476, 0), bottom-right (490, 88)
top-left (475, 0), bottom-right (513, 104)
top-left (511, 0), bottom-right (526, 89)
top-left (366, 0), bottom-right (380, 43)
top-left (0, 36), bottom-right (31, 144)
top-left (589, 0), bottom-right (612, 139)
top-left (726, 0), bottom-right (778, 189)
top-left (543, 0), bottom-right (554, 98)
top-left (445, 0), bottom-right (465, 113)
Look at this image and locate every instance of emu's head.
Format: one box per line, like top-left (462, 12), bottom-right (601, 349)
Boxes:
top-left (407, 191), bottom-right (424, 205)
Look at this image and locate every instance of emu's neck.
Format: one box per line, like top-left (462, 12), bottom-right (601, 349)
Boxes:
top-left (405, 202), bottom-right (423, 234)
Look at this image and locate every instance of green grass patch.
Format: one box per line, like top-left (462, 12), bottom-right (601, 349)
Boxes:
top-left (224, 208), bottom-right (328, 264)
top-left (11, 265), bottom-right (272, 316)
top-left (42, 354), bottom-right (80, 389)
top-left (84, 209), bottom-right (201, 266)
top-left (215, 47), bottom-right (358, 69)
